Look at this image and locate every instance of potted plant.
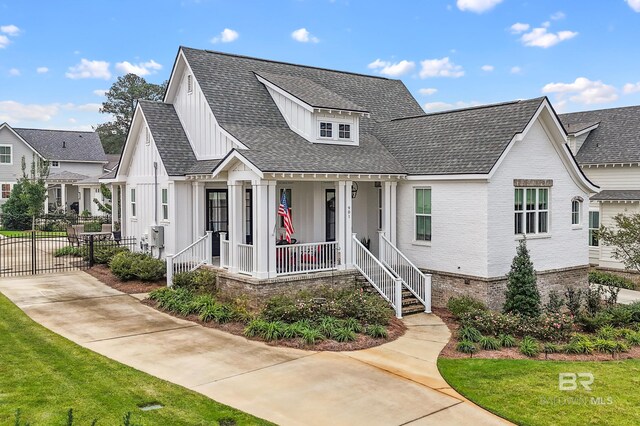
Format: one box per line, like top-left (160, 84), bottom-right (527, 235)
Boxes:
top-left (112, 221), bottom-right (121, 242)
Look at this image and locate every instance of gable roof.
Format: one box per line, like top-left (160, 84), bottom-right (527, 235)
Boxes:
top-left (374, 98), bottom-right (546, 175)
top-left (559, 105), bottom-right (640, 164)
top-left (138, 100), bottom-right (197, 176)
top-left (13, 128), bottom-right (106, 163)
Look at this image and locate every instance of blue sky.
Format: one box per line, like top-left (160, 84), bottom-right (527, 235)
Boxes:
top-left (1, 0), bottom-right (640, 130)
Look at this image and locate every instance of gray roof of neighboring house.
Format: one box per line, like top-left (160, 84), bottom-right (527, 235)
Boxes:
top-left (180, 47), bottom-right (422, 174)
top-left (139, 100), bottom-right (197, 176)
top-left (374, 98), bottom-right (545, 175)
top-left (591, 190), bottom-right (640, 201)
top-left (559, 105), bottom-right (640, 164)
top-left (101, 169), bottom-right (117, 180)
top-left (256, 72), bottom-right (368, 112)
top-left (47, 171), bottom-right (90, 182)
top-left (13, 128), bottom-right (107, 163)
top-left (105, 154), bottom-right (120, 171)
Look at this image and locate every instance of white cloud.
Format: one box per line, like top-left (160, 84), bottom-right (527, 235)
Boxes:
top-left (0, 24), bottom-right (20, 36)
top-left (211, 28), bottom-right (239, 44)
top-left (93, 89), bottom-right (108, 97)
top-left (542, 77), bottom-right (619, 105)
top-left (419, 57), bottom-right (464, 78)
top-left (0, 100), bottom-right (59, 122)
top-left (36, 67), bottom-right (49, 74)
top-left (481, 64), bottom-right (494, 72)
top-left (75, 103), bottom-right (102, 112)
top-left (66, 59), bottom-right (111, 80)
top-left (550, 11), bottom-right (566, 20)
top-left (291, 28), bottom-right (319, 43)
top-left (423, 100), bottom-right (480, 112)
top-left (510, 66), bottom-right (522, 74)
top-left (8, 68), bottom-right (20, 76)
top-left (456, 0), bottom-right (503, 13)
top-left (510, 22), bottom-right (530, 33)
top-left (115, 59), bottom-right (162, 76)
top-left (381, 60), bottom-right (416, 77)
top-left (68, 118), bottom-right (77, 124)
top-left (517, 24), bottom-right (578, 48)
top-left (0, 35), bottom-right (9, 48)
top-left (418, 88), bottom-right (438, 96)
top-left (623, 82), bottom-right (640, 94)
top-left (626, 0), bottom-right (640, 12)
top-left (368, 58), bottom-right (389, 69)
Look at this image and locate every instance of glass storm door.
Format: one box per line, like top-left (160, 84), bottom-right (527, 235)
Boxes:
top-left (206, 189), bottom-right (228, 256)
top-left (326, 189), bottom-right (336, 242)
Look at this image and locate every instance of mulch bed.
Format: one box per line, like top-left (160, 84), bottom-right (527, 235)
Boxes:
top-left (142, 298), bottom-right (406, 352)
top-left (436, 307), bottom-right (640, 361)
top-left (84, 264), bottom-right (165, 294)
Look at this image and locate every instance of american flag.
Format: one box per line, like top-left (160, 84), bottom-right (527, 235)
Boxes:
top-left (278, 191), bottom-right (295, 243)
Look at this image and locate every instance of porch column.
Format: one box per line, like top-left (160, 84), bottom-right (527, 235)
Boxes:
top-left (43, 183), bottom-right (48, 214)
top-left (267, 181), bottom-right (277, 277)
top-left (192, 181), bottom-right (204, 240)
top-left (252, 179), bottom-right (275, 278)
top-left (111, 183), bottom-right (119, 229)
top-left (344, 180), bottom-right (353, 268)
top-left (61, 183), bottom-right (67, 212)
top-left (227, 181), bottom-right (243, 274)
top-left (383, 181), bottom-right (397, 245)
top-left (336, 181), bottom-right (346, 270)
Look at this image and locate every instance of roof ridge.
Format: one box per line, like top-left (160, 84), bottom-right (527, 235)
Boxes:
top-left (559, 104), bottom-right (640, 116)
top-left (14, 127), bottom-right (96, 134)
top-left (181, 46), bottom-right (395, 81)
top-left (390, 97), bottom-right (545, 122)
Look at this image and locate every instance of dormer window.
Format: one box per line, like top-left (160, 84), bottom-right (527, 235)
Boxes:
top-left (339, 124), bottom-right (351, 140)
top-left (319, 122), bottom-right (333, 138)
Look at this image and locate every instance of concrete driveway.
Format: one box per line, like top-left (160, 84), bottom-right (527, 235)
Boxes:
top-left (0, 272), bottom-right (509, 426)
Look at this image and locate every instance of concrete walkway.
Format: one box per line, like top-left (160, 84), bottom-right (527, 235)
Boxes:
top-left (0, 272), bottom-right (509, 426)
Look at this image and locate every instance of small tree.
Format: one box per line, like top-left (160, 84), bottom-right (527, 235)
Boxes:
top-left (6, 155), bottom-right (50, 230)
top-left (503, 238), bottom-right (541, 318)
top-left (0, 182), bottom-right (31, 230)
top-left (93, 183), bottom-right (112, 215)
top-left (599, 213), bottom-right (640, 274)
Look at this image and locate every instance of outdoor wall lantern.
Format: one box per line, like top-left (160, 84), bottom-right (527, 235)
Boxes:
top-left (351, 182), bottom-right (358, 199)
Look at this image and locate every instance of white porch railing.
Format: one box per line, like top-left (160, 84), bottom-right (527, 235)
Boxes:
top-left (352, 234), bottom-right (403, 318)
top-left (166, 231), bottom-right (212, 287)
top-left (220, 232), bottom-right (230, 268)
top-left (237, 243), bottom-right (254, 275)
top-left (276, 241), bottom-right (339, 276)
top-left (379, 232), bottom-right (431, 313)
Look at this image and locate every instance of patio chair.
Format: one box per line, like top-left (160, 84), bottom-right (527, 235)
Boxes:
top-left (66, 226), bottom-right (80, 247)
top-left (101, 224), bottom-right (112, 233)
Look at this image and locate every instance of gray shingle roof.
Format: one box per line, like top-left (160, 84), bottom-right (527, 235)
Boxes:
top-left (559, 105), bottom-right (640, 164)
top-left (47, 171), bottom-right (90, 182)
top-left (186, 159), bottom-right (222, 174)
top-left (105, 154), bottom-right (120, 171)
top-left (563, 121), bottom-right (600, 135)
top-left (13, 128), bottom-right (106, 162)
top-left (180, 47), bottom-right (422, 174)
top-left (139, 100), bottom-right (196, 176)
top-left (256, 72), bottom-right (368, 112)
top-left (591, 190), bottom-right (640, 201)
top-left (374, 98), bottom-right (545, 175)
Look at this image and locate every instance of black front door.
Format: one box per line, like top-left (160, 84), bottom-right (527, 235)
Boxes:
top-left (206, 189), bottom-right (228, 256)
top-left (326, 189), bottom-right (336, 242)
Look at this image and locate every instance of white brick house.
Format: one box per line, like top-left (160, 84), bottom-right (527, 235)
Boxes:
top-left (105, 47), bottom-right (598, 313)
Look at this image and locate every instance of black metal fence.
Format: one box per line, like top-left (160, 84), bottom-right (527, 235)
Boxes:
top-left (0, 213), bottom-right (112, 233)
top-left (0, 231), bottom-right (136, 277)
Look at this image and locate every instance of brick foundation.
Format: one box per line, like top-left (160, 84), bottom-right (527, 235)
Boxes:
top-left (203, 266), bottom-right (358, 307)
top-left (425, 265), bottom-right (590, 311)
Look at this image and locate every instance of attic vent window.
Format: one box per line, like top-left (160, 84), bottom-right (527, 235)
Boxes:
top-left (187, 74), bottom-right (193, 94)
top-left (319, 122), bottom-right (332, 138)
top-left (145, 127), bottom-right (151, 146)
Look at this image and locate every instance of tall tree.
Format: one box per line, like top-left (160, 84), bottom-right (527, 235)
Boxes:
top-left (96, 73), bottom-right (167, 154)
top-left (599, 213), bottom-right (640, 274)
top-left (503, 238), bottom-right (541, 318)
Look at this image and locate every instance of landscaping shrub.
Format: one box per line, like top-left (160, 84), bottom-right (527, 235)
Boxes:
top-left (301, 327), bottom-right (324, 345)
top-left (110, 252), bottom-right (165, 281)
top-left (589, 271), bottom-right (636, 290)
top-left (498, 334), bottom-right (516, 348)
top-left (564, 287), bottom-right (583, 317)
top-left (54, 245), bottom-right (84, 257)
top-left (366, 324), bottom-right (388, 339)
top-left (456, 340), bottom-right (477, 355)
top-left (544, 291), bottom-right (565, 314)
top-left (627, 331), bottom-right (640, 346)
top-left (149, 287), bottom-right (194, 314)
top-left (594, 338), bottom-right (618, 354)
top-left (172, 269), bottom-right (217, 294)
top-left (479, 336), bottom-right (500, 351)
top-left (585, 286), bottom-right (604, 316)
top-left (543, 342), bottom-right (561, 355)
top-left (519, 336), bottom-right (539, 357)
top-left (244, 319), bottom-right (268, 338)
top-left (503, 239), bottom-right (541, 318)
top-left (332, 326), bottom-right (356, 342)
top-left (89, 245), bottom-right (129, 265)
top-left (597, 325), bottom-right (617, 340)
top-left (533, 312), bottom-right (575, 341)
top-left (458, 325), bottom-right (482, 342)
top-left (447, 296), bottom-right (488, 319)
top-left (565, 334), bottom-right (594, 355)
top-left (84, 221), bottom-right (103, 232)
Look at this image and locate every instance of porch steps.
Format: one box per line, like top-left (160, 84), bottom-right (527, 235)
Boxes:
top-left (354, 273), bottom-right (424, 316)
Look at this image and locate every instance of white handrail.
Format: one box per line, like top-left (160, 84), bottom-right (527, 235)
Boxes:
top-left (237, 243), bottom-right (253, 275)
top-left (220, 232), bottom-right (229, 268)
top-left (352, 234), bottom-right (403, 318)
top-left (379, 232), bottom-right (431, 313)
top-left (166, 231), bottom-right (212, 287)
top-left (276, 241), bottom-right (338, 276)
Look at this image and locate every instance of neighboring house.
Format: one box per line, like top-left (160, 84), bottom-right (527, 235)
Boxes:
top-left (560, 106), bottom-right (640, 272)
top-left (105, 47), bottom-right (597, 310)
top-left (0, 123), bottom-right (107, 213)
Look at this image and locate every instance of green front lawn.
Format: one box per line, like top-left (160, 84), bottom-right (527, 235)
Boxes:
top-left (438, 358), bottom-right (640, 426)
top-left (0, 292), bottom-right (271, 425)
top-left (0, 230), bottom-right (66, 237)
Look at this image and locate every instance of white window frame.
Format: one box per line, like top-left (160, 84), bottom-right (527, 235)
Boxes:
top-left (315, 117), bottom-right (356, 145)
top-left (514, 187), bottom-right (550, 236)
top-left (414, 187), bottom-right (432, 243)
top-left (571, 198), bottom-right (582, 227)
top-left (187, 74), bottom-right (193, 94)
top-left (318, 121), bottom-right (333, 139)
top-left (589, 210), bottom-right (600, 247)
top-left (161, 188), bottom-right (169, 221)
top-left (0, 144), bottom-right (13, 165)
top-left (130, 188), bottom-right (137, 218)
top-left (50, 161), bottom-right (60, 168)
top-left (0, 183), bottom-right (12, 199)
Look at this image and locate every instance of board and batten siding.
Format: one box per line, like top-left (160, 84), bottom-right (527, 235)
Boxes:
top-left (487, 119), bottom-right (590, 277)
top-left (396, 180), bottom-right (489, 278)
top-left (172, 63), bottom-right (239, 159)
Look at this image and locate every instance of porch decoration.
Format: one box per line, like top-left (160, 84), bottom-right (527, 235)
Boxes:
top-left (278, 191), bottom-right (295, 243)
